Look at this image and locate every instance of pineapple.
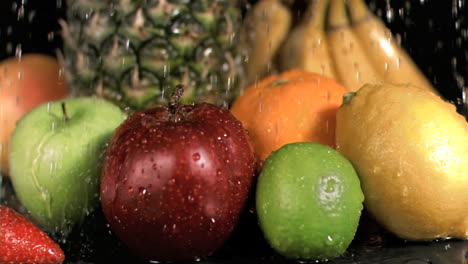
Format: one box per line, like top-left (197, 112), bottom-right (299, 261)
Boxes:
top-left (60, 0), bottom-right (244, 111)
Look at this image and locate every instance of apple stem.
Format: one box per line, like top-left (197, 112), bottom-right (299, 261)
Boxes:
top-left (169, 84), bottom-right (184, 122)
top-left (61, 102), bottom-right (70, 122)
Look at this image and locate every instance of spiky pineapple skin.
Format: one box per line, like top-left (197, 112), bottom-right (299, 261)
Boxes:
top-left (62, 0), bottom-right (244, 111)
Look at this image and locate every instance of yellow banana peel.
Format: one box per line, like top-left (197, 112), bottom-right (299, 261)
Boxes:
top-left (240, 0), bottom-right (292, 85)
top-left (279, 0), bottom-right (337, 79)
top-left (326, 0), bottom-right (381, 91)
top-left (348, 0), bottom-right (438, 94)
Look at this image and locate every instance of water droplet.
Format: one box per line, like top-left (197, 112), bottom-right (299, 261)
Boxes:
top-left (28, 10), bottom-right (36, 22)
top-left (15, 44), bottom-right (22, 60)
top-left (138, 187), bottom-right (147, 196)
top-left (6, 26), bottom-right (13, 36)
top-left (47, 31), bottom-right (55, 42)
top-left (402, 186), bottom-right (409, 197)
top-left (11, 2), bottom-right (17, 11)
top-left (187, 195), bottom-right (195, 203)
top-left (17, 5), bottom-right (25, 20)
top-left (192, 153), bottom-right (200, 161)
top-left (49, 162), bottom-right (57, 175)
top-left (168, 178), bottom-right (176, 185)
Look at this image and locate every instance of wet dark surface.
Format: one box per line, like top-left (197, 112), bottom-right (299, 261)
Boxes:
top-left (1, 178), bottom-right (467, 264)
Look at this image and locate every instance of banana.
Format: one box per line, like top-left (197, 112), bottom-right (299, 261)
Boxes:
top-left (240, 0), bottom-right (292, 85)
top-left (278, 0), bottom-right (337, 79)
top-left (348, 0), bottom-right (437, 94)
top-left (326, 0), bottom-right (381, 91)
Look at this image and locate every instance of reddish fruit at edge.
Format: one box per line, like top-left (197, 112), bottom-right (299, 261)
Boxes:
top-left (100, 86), bottom-right (256, 261)
top-left (0, 205), bottom-right (65, 264)
top-left (0, 54), bottom-right (68, 176)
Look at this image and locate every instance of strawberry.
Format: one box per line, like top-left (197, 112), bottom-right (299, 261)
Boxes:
top-left (0, 205), bottom-right (65, 264)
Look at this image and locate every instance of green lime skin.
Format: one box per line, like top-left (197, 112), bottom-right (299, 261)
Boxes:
top-left (9, 98), bottom-right (126, 235)
top-left (256, 142), bottom-right (364, 260)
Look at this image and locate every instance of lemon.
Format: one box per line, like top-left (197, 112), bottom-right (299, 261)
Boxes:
top-left (336, 83), bottom-right (468, 240)
top-left (256, 142), bottom-right (364, 260)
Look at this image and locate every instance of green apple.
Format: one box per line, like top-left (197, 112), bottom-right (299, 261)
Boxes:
top-left (9, 97), bottom-right (126, 235)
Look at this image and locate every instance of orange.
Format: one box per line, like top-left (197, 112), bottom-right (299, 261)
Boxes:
top-left (230, 69), bottom-right (347, 162)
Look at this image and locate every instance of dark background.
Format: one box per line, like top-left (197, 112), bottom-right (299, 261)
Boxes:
top-left (0, 0), bottom-right (467, 114)
top-left (0, 0), bottom-right (65, 59)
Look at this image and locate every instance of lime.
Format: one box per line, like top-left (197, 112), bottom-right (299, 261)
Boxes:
top-left (336, 83), bottom-right (468, 240)
top-left (256, 142), bottom-right (364, 260)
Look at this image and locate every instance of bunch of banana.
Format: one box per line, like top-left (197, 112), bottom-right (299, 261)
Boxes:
top-left (326, 0), bottom-right (380, 91)
top-left (240, 0), bottom-right (292, 85)
top-left (278, 0), bottom-right (336, 79)
top-left (347, 0), bottom-right (435, 92)
top-left (272, 0), bottom-right (437, 93)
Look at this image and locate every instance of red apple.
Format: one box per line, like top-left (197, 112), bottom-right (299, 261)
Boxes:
top-left (0, 54), bottom-right (68, 175)
top-left (100, 85), bottom-right (257, 261)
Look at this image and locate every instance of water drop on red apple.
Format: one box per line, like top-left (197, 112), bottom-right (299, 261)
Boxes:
top-left (192, 153), bottom-right (201, 161)
top-left (138, 187), bottom-right (147, 196)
